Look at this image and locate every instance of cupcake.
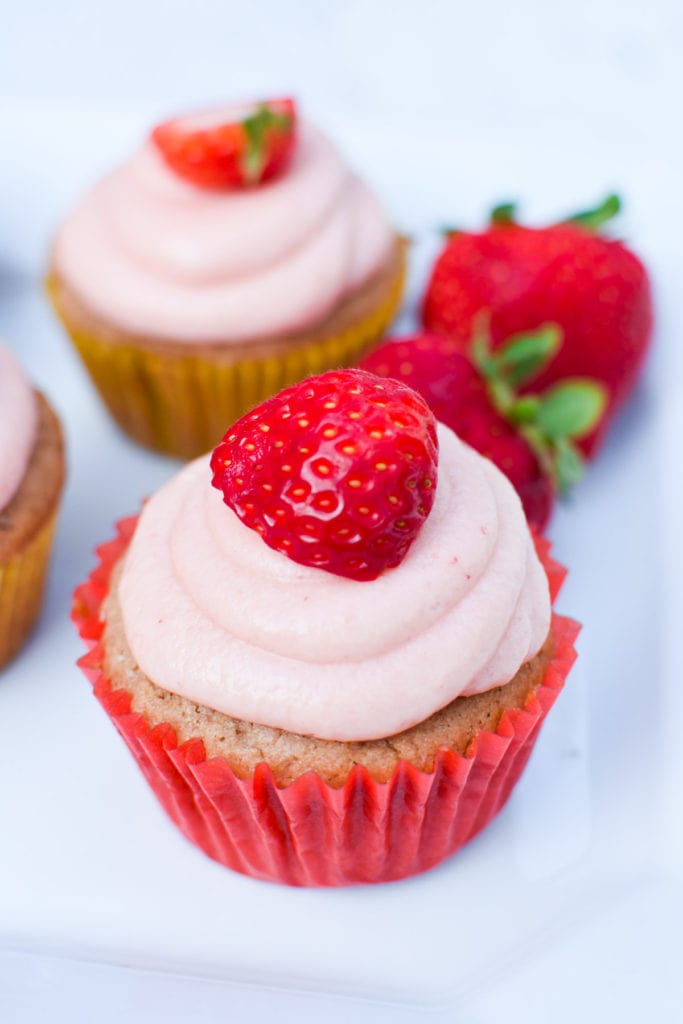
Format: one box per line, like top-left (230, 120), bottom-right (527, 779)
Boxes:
top-left (0, 343), bottom-right (65, 668)
top-left (48, 99), bottom-right (406, 458)
top-left (73, 370), bottom-right (577, 886)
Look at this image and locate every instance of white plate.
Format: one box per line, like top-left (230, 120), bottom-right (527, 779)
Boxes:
top-left (0, 104), bottom-right (680, 1023)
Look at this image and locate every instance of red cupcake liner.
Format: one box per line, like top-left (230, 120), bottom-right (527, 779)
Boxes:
top-left (73, 518), bottom-right (579, 887)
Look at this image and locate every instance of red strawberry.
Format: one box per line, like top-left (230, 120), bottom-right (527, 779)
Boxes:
top-left (210, 369), bottom-right (438, 582)
top-left (361, 327), bottom-right (606, 531)
top-left (151, 99), bottom-right (297, 189)
top-left (422, 195), bottom-right (653, 454)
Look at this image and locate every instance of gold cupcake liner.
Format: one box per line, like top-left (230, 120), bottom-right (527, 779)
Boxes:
top-left (0, 510), bottom-right (59, 669)
top-left (48, 255), bottom-right (406, 459)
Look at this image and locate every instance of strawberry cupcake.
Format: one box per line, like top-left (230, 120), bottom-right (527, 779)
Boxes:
top-left (0, 343), bottom-right (65, 668)
top-left (73, 370), bottom-right (577, 886)
top-left (48, 99), bottom-right (405, 458)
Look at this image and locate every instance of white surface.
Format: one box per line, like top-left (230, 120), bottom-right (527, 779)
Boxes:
top-left (0, 60), bottom-right (682, 1024)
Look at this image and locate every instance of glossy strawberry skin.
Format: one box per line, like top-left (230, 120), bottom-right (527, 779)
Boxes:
top-left (423, 222), bottom-right (653, 454)
top-left (361, 334), bottom-right (554, 530)
top-left (211, 369), bottom-right (438, 582)
top-left (152, 98), bottom-right (297, 190)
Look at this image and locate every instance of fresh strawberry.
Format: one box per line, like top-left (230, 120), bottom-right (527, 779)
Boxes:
top-left (151, 99), bottom-right (297, 189)
top-left (210, 369), bottom-right (438, 581)
top-left (361, 326), bottom-right (606, 530)
top-left (422, 195), bottom-right (653, 454)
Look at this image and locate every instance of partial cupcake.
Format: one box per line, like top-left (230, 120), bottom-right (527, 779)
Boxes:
top-left (48, 99), bottom-right (405, 458)
top-left (73, 370), bottom-right (577, 886)
top-left (0, 343), bottom-right (65, 668)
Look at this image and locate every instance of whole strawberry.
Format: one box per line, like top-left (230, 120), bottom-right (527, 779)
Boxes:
top-left (361, 327), bottom-right (606, 531)
top-left (422, 195), bottom-right (652, 454)
top-left (211, 369), bottom-right (438, 581)
top-left (152, 98), bottom-right (297, 189)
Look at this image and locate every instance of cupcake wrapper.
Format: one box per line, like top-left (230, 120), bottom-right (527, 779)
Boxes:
top-left (48, 254), bottom-right (406, 460)
top-left (0, 510), bottom-right (59, 669)
top-left (73, 519), bottom-right (578, 887)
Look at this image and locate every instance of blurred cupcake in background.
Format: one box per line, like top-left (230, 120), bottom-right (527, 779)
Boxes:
top-left (47, 98), bottom-right (405, 458)
top-left (0, 342), bottom-right (65, 668)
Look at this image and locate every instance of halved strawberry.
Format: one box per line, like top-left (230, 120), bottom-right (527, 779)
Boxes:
top-left (211, 369), bottom-right (438, 582)
top-left (151, 99), bottom-right (297, 189)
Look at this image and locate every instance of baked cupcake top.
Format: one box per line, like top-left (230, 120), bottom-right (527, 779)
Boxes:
top-left (52, 102), bottom-right (395, 344)
top-left (0, 343), bottom-right (37, 511)
top-left (117, 371), bottom-right (550, 742)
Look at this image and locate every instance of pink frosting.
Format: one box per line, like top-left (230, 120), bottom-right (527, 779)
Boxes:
top-left (0, 344), bottom-right (38, 512)
top-left (118, 425), bottom-right (551, 742)
top-left (52, 122), bottom-right (394, 342)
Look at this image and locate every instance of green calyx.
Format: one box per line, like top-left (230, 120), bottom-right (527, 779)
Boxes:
top-left (475, 322), bottom-right (561, 388)
top-left (488, 193), bottom-right (622, 234)
top-left (241, 104), bottom-right (292, 183)
top-left (470, 316), bottom-right (608, 494)
top-left (489, 202), bottom-right (518, 227)
top-left (566, 193), bottom-right (621, 231)
top-left (534, 379), bottom-right (607, 440)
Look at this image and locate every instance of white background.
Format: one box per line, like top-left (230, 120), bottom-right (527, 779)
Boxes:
top-left (1, 2), bottom-right (682, 1022)
top-left (2, 0), bottom-right (682, 153)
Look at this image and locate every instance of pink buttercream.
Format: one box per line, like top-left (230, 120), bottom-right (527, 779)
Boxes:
top-left (52, 122), bottom-right (394, 342)
top-left (0, 344), bottom-right (38, 512)
top-left (118, 425), bottom-right (551, 742)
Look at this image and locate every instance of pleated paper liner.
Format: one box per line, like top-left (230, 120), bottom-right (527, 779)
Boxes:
top-left (47, 247), bottom-right (406, 460)
top-left (73, 518), bottom-right (578, 887)
top-left (0, 510), bottom-right (59, 669)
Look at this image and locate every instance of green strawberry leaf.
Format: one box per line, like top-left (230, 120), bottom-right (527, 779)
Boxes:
top-left (566, 193), bottom-right (621, 231)
top-left (490, 202), bottom-right (517, 226)
top-left (518, 427), bottom-right (586, 495)
top-left (491, 324), bottom-right (562, 387)
top-left (487, 194), bottom-right (621, 233)
top-left (553, 438), bottom-right (586, 494)
top-left (469, 317), bottom-right (606, 501)
top-left (536, 380), bottom-right (608, 440)
top-left (242, 104), bottom-right (292, 183)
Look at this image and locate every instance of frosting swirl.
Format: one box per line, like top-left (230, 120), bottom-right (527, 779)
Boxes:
top-left (118, 425), bottom-right (551, 742)
top-left (0, 344), bottom-right (37, 512)
top-left (52, 122), bottom-right (394, 342)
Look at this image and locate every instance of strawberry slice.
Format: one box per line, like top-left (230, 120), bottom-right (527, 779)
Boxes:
top-left (151, 99), bottom-right (297, 189)
top-left (211, 369), bottom-right (439, 582)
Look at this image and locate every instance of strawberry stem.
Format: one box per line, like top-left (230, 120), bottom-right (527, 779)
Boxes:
top-left (565, 193), bottom-right (621, 231)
